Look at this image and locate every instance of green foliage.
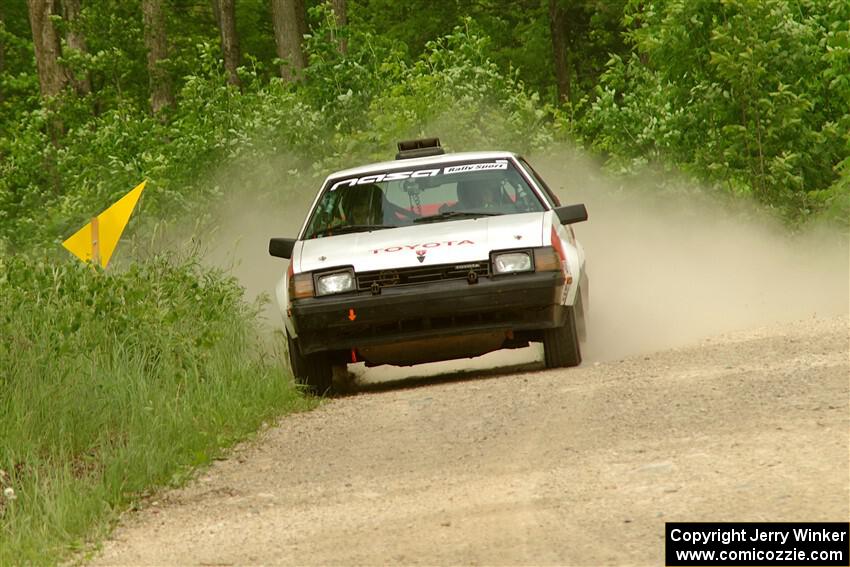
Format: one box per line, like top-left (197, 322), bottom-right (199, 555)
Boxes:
top-left (302, 14), bottom-right (564, 167)
top-left (3, 0), bottom-right (847, 229)
top-left (1, 14), bottom-right (565, 253)
top-left (74, 0), bottom-right (150, 111)
top-left (575, 0), bottom-right (850, 223)
top-left (0, 6), bottom-right (40, 144)
top-left (547, 0), bottom-right (629, 105)
top-left (0, 254), bottom-right (311, 564)
top-left (350, 0), bottom-right (628, 104)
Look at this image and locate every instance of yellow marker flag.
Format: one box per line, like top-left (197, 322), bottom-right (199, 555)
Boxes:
top-left (62, 180), bottom-right (147, 268)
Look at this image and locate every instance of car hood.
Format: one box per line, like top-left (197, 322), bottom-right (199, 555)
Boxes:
top-left (298, 212), bottom-right (546, 273)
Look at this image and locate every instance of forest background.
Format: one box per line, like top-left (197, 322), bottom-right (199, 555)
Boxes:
top-left (2, 0), bottom-right (849, 250)
top-left (0, 0), bottom-right (848, 563)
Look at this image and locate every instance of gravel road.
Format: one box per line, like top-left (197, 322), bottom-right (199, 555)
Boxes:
top-left (92, 315), bottom-right (849, 565)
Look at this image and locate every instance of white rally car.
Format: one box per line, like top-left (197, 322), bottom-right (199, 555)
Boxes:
top-left (269, 138), bottom-right (588, 393)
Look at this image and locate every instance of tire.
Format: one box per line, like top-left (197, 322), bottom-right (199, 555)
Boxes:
top-left (543, 305), bottom-right (582, 368)
top-left (287, 334), bottom-right (333, 395)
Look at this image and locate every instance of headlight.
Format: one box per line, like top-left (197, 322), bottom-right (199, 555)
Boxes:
top-left (315, 269), bottom-right (355, 296)
top-left (492, 251), bottom-right (533, 274)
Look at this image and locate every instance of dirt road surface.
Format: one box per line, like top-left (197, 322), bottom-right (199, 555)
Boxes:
top-left (91, 315), bottom-right (848, 565)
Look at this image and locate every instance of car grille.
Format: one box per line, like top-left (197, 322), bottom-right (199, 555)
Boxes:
top-left (357, 262), bottom-right (490, 291)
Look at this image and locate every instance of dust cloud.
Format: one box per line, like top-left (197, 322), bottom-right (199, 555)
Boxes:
top-left (199, 144), bottom-right (848, 380)
top-left (200, 198), bottom-right (310, 326)
top-left (533, 146), bottom-right (849, 362)
top-left (188, 153), bottom-right (317, 327)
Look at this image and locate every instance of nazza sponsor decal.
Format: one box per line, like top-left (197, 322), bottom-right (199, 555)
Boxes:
top-left (329, 161), bottom-right (509, 190)
top-left (370, 240), bottom-right (474, 254)
top-left (330, 169), bottom-right (440, 190)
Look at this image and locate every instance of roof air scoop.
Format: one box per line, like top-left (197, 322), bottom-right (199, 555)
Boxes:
top-left (395, 138), bottom-right (445, 160)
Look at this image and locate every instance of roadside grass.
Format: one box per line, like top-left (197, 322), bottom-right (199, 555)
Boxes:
top-left (0, 255), bottom-right (314, 565)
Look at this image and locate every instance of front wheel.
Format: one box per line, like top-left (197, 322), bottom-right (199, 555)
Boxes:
top-left (542, 306), bottom-right (582, 368)
top-left (287, 334), bottom-right (333, 395)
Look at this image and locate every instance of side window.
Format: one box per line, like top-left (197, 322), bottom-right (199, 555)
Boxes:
top-left (518, 157), bottom-right (561, 207)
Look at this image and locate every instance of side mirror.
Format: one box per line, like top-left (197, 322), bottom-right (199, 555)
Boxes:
top-left (269, 237), bottom-right (296, 259)
top-left (553, 203), bottom-right (588, 225)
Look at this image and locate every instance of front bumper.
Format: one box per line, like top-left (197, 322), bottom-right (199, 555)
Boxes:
top-left (291, 271), bottom-right (566, 355)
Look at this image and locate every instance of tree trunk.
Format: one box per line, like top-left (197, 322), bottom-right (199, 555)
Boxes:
top-left (331, 0), bottom-right (347, 55)
top-left (271, 0), bottom-right (307, 81)
top-left (216, 0), bottom-right (241, 87)
top-left (27, 0), bottom-right (67, 98)
top-left (141, 0), bottom-right (173, 114)
top-left (549, 0), bottom-right (571, 104)
top-left (61, 0), bottom-right (91, 95)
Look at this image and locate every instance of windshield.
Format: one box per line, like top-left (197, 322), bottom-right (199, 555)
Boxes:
top-left (303, 159), bottom-right (545, 239)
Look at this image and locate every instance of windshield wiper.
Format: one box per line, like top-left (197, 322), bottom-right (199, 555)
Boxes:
top-left (413, 211), bottom-right (501, 224)
top-left (311, 224), bottom-right (392, 237)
